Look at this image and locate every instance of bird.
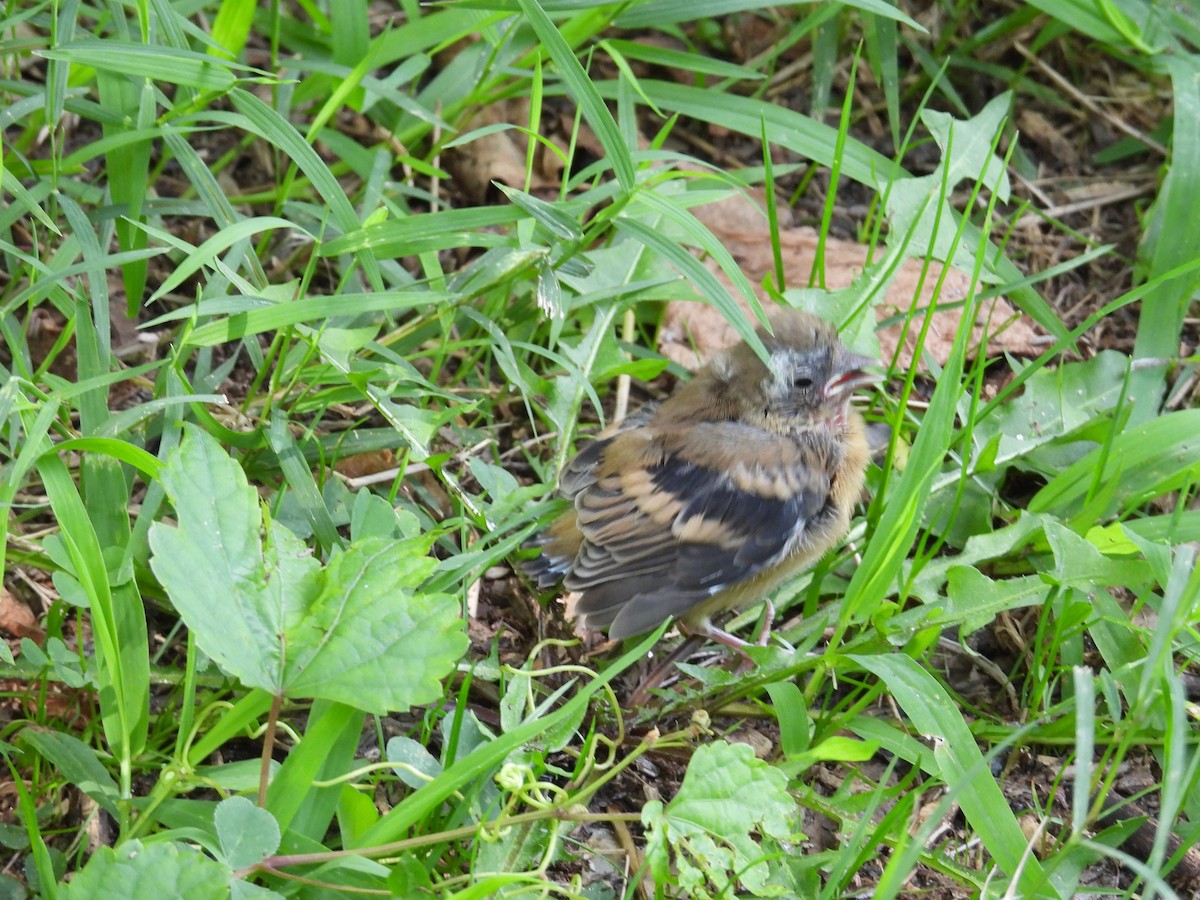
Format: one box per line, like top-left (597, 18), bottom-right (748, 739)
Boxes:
top-left (524, 307), bottom-right (876, 654)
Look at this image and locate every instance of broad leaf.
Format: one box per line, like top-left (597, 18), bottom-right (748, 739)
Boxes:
top-left (643, 741), bottom-right (793, 895)
top-left (149, 426), bottom-right (467, 712)
top-left (62, 840), bottom-right (230, 899)
top-left (214, 797), bottom-right (280, 869)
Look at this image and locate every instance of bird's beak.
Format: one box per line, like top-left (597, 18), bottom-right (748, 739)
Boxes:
top-left (824, 353), bottom-right (881, 399)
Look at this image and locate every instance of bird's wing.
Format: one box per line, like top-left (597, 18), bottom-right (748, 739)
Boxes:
top-left (522, 406), bottom-right (657, 589)
top-left (557, 404), bottom-right (657, 499)
top-left (569, 420), bottom-right (842, 637)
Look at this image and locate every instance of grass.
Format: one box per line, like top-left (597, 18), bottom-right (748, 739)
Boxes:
top-left (1, 0), bottom-right (1198, 897)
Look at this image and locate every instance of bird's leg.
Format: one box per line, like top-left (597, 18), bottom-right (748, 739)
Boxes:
top-left (685, 622), bottom-right (747, 673)
top-left (630, 605), bottom-right (777, 705)
top-left (684, 601), bottom-right (776, 673)
top-left (753, 599), bottom-right (775, 647)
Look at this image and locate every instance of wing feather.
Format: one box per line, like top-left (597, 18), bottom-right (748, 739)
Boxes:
top-left (569, 420), bottom-right (843, 637)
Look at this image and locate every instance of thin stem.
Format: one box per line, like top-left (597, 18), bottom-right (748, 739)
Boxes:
top-left (258, 694), bottom-right (283, 807)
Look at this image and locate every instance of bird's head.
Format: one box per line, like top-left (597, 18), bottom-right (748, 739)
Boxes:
top-left (715, 310), bottom-right (878, 430)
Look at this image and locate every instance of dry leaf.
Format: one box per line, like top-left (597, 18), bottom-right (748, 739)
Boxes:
top-left (1016, 109), bottom-right (1078, 166)
top-left (0, 587), bottom-right (44, 642)
top-left (658, 190), bottom-right (1042, 370)
top-left (333, 449), bottom-right (395, 480)
top-left (443, 98), bottom-right (568, 203)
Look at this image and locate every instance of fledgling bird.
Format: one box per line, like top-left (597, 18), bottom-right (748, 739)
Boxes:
top-left (525, 308), bottom-right (875, 652)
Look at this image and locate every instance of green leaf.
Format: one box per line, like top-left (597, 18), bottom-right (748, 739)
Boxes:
top-left (629, 188), bottom-right (767, 351)
top-left (475, 818), bottom-right (557, 880)
top-left (851, 654), bottom-right (1050, 890)
top-left (19, 730), bottom-right (119, 816)
top-left (778, 735), bottom-right (880, 777)
top-left (922, 93), bottom-right (1011, 198)
top-left (386, 737), bottom-right (443, 789)
top-left (282, 539), bottom-right (466, 709)
top-left (350, 490), bottom-right (421, 542)
top-left (41, 40), bottom-right (241, 90)
top-left (614, 217), bottom-right (767, 362)
top-left (886, 93), bottom-right (1010, 271)
top-left (765, 681), bottom-right (811, 761)
top-left (613, 0), bottom-right (921, 29)
top-left (513, 0), bottom-right (635, 192)
top-left (841, 247), bottom-right (974, 626)
top-left (214, 797), bottom-right (280, 870)
top-left (179, 290), bottom-right (438, 347)
top-left (264, 702), bottom-right (364, 839)
top-left (600, 38), bottom-right (766, 81)
top-left (148, 426), bottom-right (467, 712)
top-left (149, 217), bottom-right (311, 302)
top-left (228, 90), bottom-right (363, 238)
top-left (388, 858), bottom-right (433, 896)
top-left (209, 0), bottom-right (256, 61)
top-left (1129, 54), bottom-right (1200, 419)
top-left (970, 351), bottom-right (1132, 475)
top-left (1029, 408), bottom-right (1200, 517)
top-left (905, 513), bottom-right (1045, 604)
top-left (336, 784), bottom-right (380, 850)
top-left (1043, 520), bottom-right (1152, 591)
top-left (195, 759), bottom-right (280, 794)
top-left (320, 206), bottom-right (519, 257)
top-left (37, 447), bottom-right (148, 786)
top-left (1023, 0), bottom-right (1142, 46)
top-left (943, 567), bottom-right (1050, 634)
top-left (61, 841), bottom-right (230, 899)
top-left (643, 741), bottom-right (793, 895)
top-left (496, 184), bottom-right (583, 241)
top-left (149, 426), bottom-right (301, 692)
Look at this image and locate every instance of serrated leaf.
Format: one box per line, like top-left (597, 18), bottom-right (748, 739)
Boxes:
top-left (61, 840), bottom-right (230, 899)
top-left (886, 94), bottom-right (1011, 270)
top-left (972, 351), bottom-right (1131, 474)
top-left (148, 427), bottom-right (310, 692)
top-left (281, 538), bottom-right (466, 710)
top-left (1044, 520), bottom-right (1152, 591)
top-left (922, 93), bottom-right (1011, 198)
top-left (906, 513), bottom-right (1045, 603)
top-left (149, 427), bottom-right (467, 712)
top-left (667, 742), bottom-right (792, 837)
top-left (644, 741), bottom-right (793, 895)
top-left (214, 797), bottom-right (280, 869)
top-left (944, 566), bottom-right (1050, 634)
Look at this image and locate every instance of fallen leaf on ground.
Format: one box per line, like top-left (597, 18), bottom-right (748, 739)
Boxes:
top-left (0, 587), bottom-right (44, 642)
top-left (659, 190), bottom-right (1042, 370)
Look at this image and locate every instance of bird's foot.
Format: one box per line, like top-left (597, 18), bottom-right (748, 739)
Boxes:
top-left (691, 602), bottom-right (775, 674)
top-left (753, 600), bottom-right (774, 647)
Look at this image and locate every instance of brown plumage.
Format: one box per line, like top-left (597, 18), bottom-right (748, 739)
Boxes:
top-left (525, 308), bottom-right (875, 650)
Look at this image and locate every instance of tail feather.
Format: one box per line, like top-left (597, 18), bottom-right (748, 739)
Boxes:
top-left (520, 547), bottom-right (573, 590)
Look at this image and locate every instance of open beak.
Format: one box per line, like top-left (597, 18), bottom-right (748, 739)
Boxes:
top-left (824, 353), bottom-right (882, 400)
